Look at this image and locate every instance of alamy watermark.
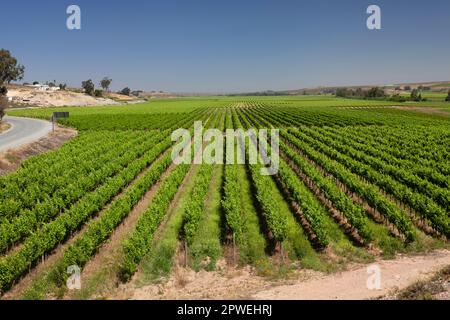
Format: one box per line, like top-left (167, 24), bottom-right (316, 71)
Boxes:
top-left (171, 121), bottom-right (279, 175)
top-left (67, 265), bottom-right (81, 290)
top-left (66, 4), bottom-right (380, 31)
top-left (367, 5), bottom-right (381, 30)
top-left (366, 264), bottom-right (382, 290)
top-left (66, 5), bottom-right (81, 30)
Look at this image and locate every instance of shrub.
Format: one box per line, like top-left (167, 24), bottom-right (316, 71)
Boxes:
top-left (94, 89), bottom-right (103, 97)
top-left (81, 79), bottom-right (95, 96)
top-left (120, 87), bottom-right (131, 96)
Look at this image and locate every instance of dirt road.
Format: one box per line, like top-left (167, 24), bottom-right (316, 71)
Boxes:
top-left (111, 250), bottom-right (450, 300)
top-left (252, 250), bottom-right (450, 300)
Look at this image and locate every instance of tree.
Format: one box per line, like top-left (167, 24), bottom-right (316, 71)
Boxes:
top-left (336, 88), bottom-right (350, 98)
top-left (0, 49), bottom-right (25, 84)
top-left (366, 87), bottom-right (385, 99)
top-left (446, 89), bottom-right (450, 102)
top-left (100, 77), bottom-right (112, 92)
top-left (355, 88), bottom-right (363, 97)
top-left (0, 95), bottom-right (7, 120)
top-left (0, 50), bottom-right (25, 121)
top-left (120, 87), bottom-right (131, 96)
top-left (94, 89), bottom-right (103, 97)
top-left (411, 89), bottom-right (420, 101)
top-left (82, 79), bottom-right (95, 96)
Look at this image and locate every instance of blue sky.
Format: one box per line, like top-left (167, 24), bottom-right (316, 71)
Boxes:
top-left (2, 0), bottom-right (450, 93)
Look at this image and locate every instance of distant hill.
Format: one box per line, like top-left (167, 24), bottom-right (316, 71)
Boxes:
top-left (224, 81), bottom-right (450, 96)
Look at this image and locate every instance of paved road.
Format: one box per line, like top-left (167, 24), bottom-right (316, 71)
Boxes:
top-left (0, 116), bottom-right (52, 152)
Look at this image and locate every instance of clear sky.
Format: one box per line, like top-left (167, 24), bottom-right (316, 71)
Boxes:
top-left (2, 0), bottom-right (450, 93)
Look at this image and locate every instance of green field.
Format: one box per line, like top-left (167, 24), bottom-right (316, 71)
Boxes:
top-left (1, 96), bottom-right (449, 299)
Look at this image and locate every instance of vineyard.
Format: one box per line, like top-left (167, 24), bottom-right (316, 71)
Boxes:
top-left (1, 97), bottom-right (449, 299)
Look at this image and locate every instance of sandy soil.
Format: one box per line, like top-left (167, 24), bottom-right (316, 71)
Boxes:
top-left (105, 92), bottom-right (136, 101)
top-left (382, 264), bottom-right (450, 300)
top-left (389, 106), bottom-right (450, 116)
top-left (0, 126), bottom-right (77, 175)
top-left (7, 85), bottom-right (119, 107)
top-left (253, 250), bottom-right (450, 300)
top-left (0, 121), bottom-right (11, 133)
top-left (342, 105), bottom-right (450, 116)
top-left (111, 250), bottom-right (450, 300)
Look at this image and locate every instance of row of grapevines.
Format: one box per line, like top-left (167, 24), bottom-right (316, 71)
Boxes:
top-left (0, 132), bottom-right (165, 253)
top-left (238, 107), bottom-right (330, 246)
top-left (222, 108), bottom-right (244, 239)
top-left (0, 104), bottom-right (209, 217)
top-left (288, 127), bottom-right (448, 236)
top-left (281, 130), bottom-right (417, 241)
top-left (120, 163), bottom-right (190, 280)
top-left (0, 138), bottom-right (173, 292)
top-left (323, 125), bottom-right (449, 189)
top-left (233, 108), bottom-right (288, 243)
top-left (59, 112), bottom-right (194, 131)
top-left (183, 164), bottom-right (214, 245)
top-left (304, 126), bottom-right (450, 209)
top-left (0, 131), bottom-right (143, 219)
top-left (54, 154), bottom-right (176, 286)
top-left (279, 140), bottom-right (374, 242)
top-left (244, 107), bottom-right (417, 241)
top-left (276, 160), bottom-right (330, 246)
top-left (254, 104), bottom-right (449, 177)
top-left (221, 164), bottom-right (243, 240)
top-left (346, 125), bottom-right (450, 165)
top-left (323, 125), bottom-right (450, 183)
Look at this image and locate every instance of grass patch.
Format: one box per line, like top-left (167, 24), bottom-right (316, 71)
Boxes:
top-left (137, 165), bottom-right (202, 284)
top-left (235, 165), bottom-right (268, 267)
top-left (189, 164), bottom-right (223, 271)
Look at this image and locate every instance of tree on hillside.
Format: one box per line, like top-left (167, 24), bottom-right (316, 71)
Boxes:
top-left (0, 49), bottom-right (25, 84)
top-left (0, 49), bottom-right (25, 120)
top-left (120, 87), bottom-right (131, 96)
top-left (100, 77), bottom-right (112, 92)
top-left (82, 79), bottom-right (95, 96)
top-left (0, 95), bottom-right (7, 120)
top-left (446, 89), bottom-right (450, 102)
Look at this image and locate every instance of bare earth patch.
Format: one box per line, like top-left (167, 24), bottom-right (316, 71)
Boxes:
top-left (110, 250), bottom-right (450, 300)
top-left (0, 126), bottom-right (77, 175)
top-left (6, 85), bottom-right (119, 107)
top-left (382, 264), bottom-right (450, 300)
top-left (0, 121), bottom-right (11, 133)
top-left (389, 106), bottom-right (450, 116)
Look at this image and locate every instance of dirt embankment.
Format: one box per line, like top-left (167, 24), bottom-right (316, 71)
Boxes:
top-left (111, 250), bottom-right (450, 300)
top-left (0, 121), bottom-right (11, 133)
top-left (6, 85), bottom-right (119, 107)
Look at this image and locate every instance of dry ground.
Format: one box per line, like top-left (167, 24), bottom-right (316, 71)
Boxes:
top-left (108, 250), bottom-right (450, 300)
top-left (0, 121), bottom-right (11, 133)
top-left (7, 85), bottom-right (119, 107)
